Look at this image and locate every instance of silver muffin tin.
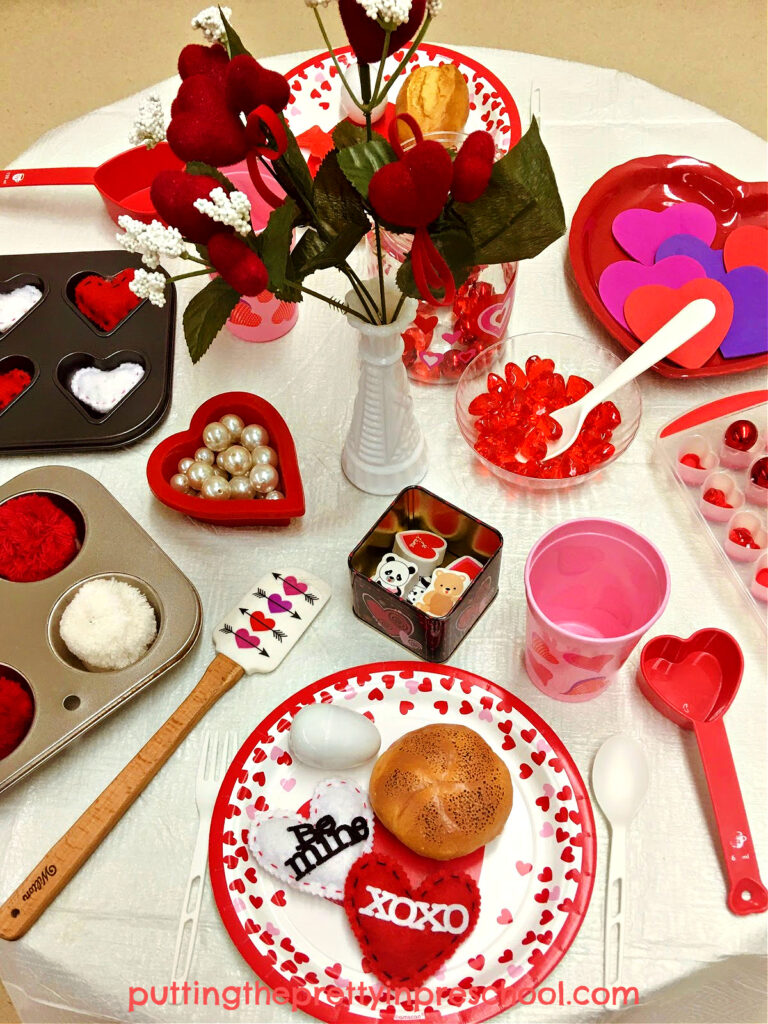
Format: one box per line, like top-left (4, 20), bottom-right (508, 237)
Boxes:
top-left (0, 466), bottom-right (202, 794)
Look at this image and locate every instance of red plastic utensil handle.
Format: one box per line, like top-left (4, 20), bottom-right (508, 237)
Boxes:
top-left (1, 167), bottom-right (95, 187)
top-left (694, 719), bottom-right (768, 915)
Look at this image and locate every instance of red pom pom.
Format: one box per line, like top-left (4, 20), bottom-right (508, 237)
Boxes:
top-left (368, 140), bottom-right (453, 227)
top-left (339, 0), bottom-right (426, 63)
top-left (208, 232), bottom-right (269, 296)
top-left (178, 42), bottom-right (229, 86)
top-left (0, 493), bottom-right (80, 583)
top-left (167, 74), bottom-right (247, 167)
top-left (452, 131), bottom-right (495, 203)
top-left (0, 368), bottom-right (32, 411)
top-left (150, 169), bottom-right (224, 243)
top-left (0, 676), bottom-right (35, 760)
top-left (225, 54), bottom-right (290, 115)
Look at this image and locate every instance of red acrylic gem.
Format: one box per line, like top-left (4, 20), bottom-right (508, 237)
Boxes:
top-left (680, 452), bottom-right (703, 469)
top-left (703, 487), bottom-right (732, 508)
top-left (565, 374), bottom-right (593, 404)
top-left (729, 527), bottom-right (760, 548)
top-left (750, 457), bottom-right (768, 489)
top-left (468, 392), bottom-right (498, 416)
top-left (756, 568), bottom-right (768, 588)
top-left (504, 362), bottom-right (527, 389)
top-left (487, 372), bottom-right (506, 392)
top-left (724, 419), bottom-right (758, 452)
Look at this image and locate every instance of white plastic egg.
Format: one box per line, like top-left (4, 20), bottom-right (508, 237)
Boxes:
top-left (289, 704), bottom-right (381, 769)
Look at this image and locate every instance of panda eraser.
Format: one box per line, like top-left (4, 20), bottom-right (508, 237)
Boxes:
top-left (371, 552), bottom-right (418, 597)
top-left (406, 575), bottom-right (432, 605)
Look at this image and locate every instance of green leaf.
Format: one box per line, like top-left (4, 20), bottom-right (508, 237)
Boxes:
top-left (313, 150), bottom-right (370, 241)
top-left (332, 120), bottom-right (367, 151)
top-left (193, 242), bottom-right (210, 263)
top-left (185, 161), bottom-right (237, 193)
top-left (183, 277), bottom-right (240, 363)
top-left (218, 7), bottom-right (249, 58)
top-left (337, 137), bottom-right (397, 198)
top-left (395, 227), bottom-right (476, 300)
top-left (270, 121), bottom-right (315, 223)
top-left (293, 225), bottom-right (369, 276)
top-left (259, 197), bottom-right (299, 294)
top-left (453, 118), bottom-right (565, 264)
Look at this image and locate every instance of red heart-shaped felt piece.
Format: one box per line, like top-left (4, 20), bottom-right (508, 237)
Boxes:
top-left (73, 269), bottom-right (142, 332)
top-left (624, 278), bottom-right (733, 368)
top-left (150, 169), bottom-right (223, 243)
top-left (167, 74), bottom-right (247, 167)
top-left (368, 141), bottom-right (453, 228)
top-left (147, 391), bottom-right (304, 527)
top-left (344, 853), bottom-right (481, 987)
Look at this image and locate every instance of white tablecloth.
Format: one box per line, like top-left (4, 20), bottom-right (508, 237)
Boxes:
top-left (1, 46), bottom-right (766, 1024)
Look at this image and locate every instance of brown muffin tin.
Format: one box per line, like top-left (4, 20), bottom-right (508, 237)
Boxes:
top-left (0, 466), bottom-right (202, 794)
top-left (0, 250), bottom-right (176, 452)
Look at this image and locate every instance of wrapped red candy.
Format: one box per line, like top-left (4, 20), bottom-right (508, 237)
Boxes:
top-left (468, 354), bottom-right (620, 479)
top-left (723, 419), bottom-right (758, 452)
top-left (679, 452), bottom-right (703, 469)
top-left (729, 527), bottom-right (760, 548)
top-left (703, 487), bottom-right (732, 508)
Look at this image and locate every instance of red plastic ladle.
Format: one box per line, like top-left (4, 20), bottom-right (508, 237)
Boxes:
top-left (638, 628), bottom-right (767, 915)
top-left (0, 143), bottom-right (183, 224)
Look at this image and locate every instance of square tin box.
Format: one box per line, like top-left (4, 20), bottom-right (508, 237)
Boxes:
top-left (348, 485), bottom-right (503, 661)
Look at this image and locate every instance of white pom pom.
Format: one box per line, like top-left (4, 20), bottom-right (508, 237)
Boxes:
top-left (59, 578), bottom-right (158, 671)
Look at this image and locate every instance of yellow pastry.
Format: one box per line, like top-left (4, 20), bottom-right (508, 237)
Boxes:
top-left (394, 64), bottom-right (470, 143)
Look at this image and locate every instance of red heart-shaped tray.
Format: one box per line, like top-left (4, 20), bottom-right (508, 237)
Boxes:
top-left (146, 391), bottom-right (304, 526)
top-left (569, 155), bottom-right (768, 379)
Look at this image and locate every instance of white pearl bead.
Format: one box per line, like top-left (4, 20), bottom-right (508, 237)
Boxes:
top-left (229, 475), bottom-right (256, 500)
top-left (201, 475), bottom-right (231, 500)
top-left (194, 446), bottom-right (216, 466)
top-left (178, 457), bottom-right (194, 474)
top-left (202, 421), bottom-right (232, 452)
top-left (170, 473), bottom-right (190, 493)
top-left (220, 413), bottom-right (244, 441)
top-left (241, 424), bottom-right (269, 450)
top-left (187, 461), bottom-right (214, 490)
top-left (251, 444), bottom-right (278, 468)
top-left (212, 466), bottom-right (227, 478)
top-left (264, 489), bottom-right (285, 501)
top-left (249, 464), bottom-right (279, 495)
top-left (220, 444), bottom-right (252, 476)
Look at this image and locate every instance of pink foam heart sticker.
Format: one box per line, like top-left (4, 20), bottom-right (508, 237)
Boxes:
top-left (723, 225), bottom-right (768, 274)
top-left (624, 278), bottom-right (734, 369)
top-left (598, 256), bottom-right (705, 328)
top-left (613, 202), bottom-right (717, 265)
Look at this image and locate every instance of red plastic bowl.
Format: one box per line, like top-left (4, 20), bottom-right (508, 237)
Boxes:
top-left (146, 392), bottom-right (305, 526)
top-left (569, 154), bottom-right (768, 380)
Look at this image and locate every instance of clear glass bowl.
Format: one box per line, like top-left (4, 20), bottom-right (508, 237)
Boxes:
top-left (455, 332), bottom-right (643, 490)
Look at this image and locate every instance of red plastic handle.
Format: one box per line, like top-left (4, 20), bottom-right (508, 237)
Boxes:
top-left (1, 167), bottom-right (96, 188)
top-left (694, 719), bottom-right (768, 915)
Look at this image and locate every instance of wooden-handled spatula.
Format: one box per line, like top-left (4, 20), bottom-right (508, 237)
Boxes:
top-left (0, 569), bottom-right (330, 940)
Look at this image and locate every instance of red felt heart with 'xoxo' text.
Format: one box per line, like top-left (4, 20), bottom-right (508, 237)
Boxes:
top-left (167, 74), bottom-right (247, 167)
top-left (624, 278), bottom-right (734, 369)
top-left (368, 141), bottom-right (453, 228)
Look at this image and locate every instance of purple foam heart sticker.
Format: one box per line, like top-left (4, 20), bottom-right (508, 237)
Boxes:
top-left (235, 628), bottom-right (261, 649)
top-left (720, 265), bottom-right (768, 358)
top-left (613, 202), bottom-right (717, 265)
top-left (267, 593), bottom-right (293, 614)
top-left (655, 234), bottom-right (727, 282)
top-left (599, 255), bottom-right (705, 328)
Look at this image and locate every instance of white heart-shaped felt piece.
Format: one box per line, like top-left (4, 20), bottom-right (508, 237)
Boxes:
top-left (248, 778), bottom-right (374, 900)
top-left (69, 362), bottom-right (145, 414)
top-left (0, 284), bottom-right (43, 332)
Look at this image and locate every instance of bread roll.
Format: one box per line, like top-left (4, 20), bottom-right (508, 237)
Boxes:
top-left (394, 64), bottom-right (470, 143)
top-left (369, 723), bottom-right (512, 860)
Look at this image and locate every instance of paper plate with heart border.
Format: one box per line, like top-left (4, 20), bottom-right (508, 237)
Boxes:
top-left (209, 662), bottom-right (595, 1024)
top-left (146, 391), bottom-right (304, 527)
top-left (284, 43), bottom-right (521, 162)
top-left (569, 155), bottom-right (768, 379)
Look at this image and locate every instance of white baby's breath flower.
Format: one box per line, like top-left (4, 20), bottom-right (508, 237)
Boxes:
top-left (128, 93), bottom-right (166, 150)
top-left (193, 187), bottom-right (252, 236)
top-left (356, 0), bottom-right (412, 25)
top-left (129, 270), bottom-right (168, 307)
top-left (117, 217), bottom-right (186, 269)
top-left (425, 0), bottom-right (442, 14)
top-left (304, 0), bottom-right (334, 6)
top-left (191, 5), bottom-right (232, 44)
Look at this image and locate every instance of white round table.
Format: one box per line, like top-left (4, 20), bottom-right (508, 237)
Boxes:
top-left (0, 46), bottom-right (766, 1024)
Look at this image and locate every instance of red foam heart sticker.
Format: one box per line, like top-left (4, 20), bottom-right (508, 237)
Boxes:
top-left (345, 854), bottom-right (480, 987)
top-left (73, 269), bottom-right (142, 332)
top-left (624, 278), bottom-right (734, 368)
top-left (724, 225), bottom-right (768, 274)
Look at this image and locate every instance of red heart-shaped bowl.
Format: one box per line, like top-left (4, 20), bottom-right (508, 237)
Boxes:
top-left (147, 391), bottom-right (304, 526)
top-left (569, 155), bottom-right (768, 379)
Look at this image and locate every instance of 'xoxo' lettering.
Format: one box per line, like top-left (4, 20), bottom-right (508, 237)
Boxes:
top-left (358, 885), bottom-right (469, 933)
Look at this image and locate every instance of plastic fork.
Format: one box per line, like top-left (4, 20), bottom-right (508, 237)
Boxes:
top-left (171, 730), bottom-right (238, 984)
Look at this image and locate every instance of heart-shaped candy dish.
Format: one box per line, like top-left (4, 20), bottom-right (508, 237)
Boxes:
top-left (147, 392), bottom-right (304, 527)
top-left (569, 155), bottom-right (768, 379)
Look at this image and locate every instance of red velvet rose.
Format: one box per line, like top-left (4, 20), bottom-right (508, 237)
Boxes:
top-left (338, 0), bottom-right (427, 63)
top-left (208, 232), bottom-right (269, 295)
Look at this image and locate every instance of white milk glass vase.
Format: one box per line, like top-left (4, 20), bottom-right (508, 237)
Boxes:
top-left (342, 283), bottom-right (427, 494)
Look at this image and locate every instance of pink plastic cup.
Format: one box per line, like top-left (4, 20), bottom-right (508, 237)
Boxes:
top-left (524, 518), bottom-right (670, 702)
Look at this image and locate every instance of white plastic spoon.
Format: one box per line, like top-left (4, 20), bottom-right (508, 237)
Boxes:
top-left (542, 298), bottom-right (716, 461)
top-left (592, 734), bottom-right (650, 991)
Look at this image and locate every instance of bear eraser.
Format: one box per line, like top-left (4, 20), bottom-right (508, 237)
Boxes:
top-left (415, 567), bottom-right (471, 617)
top-left (446, 555), bottom-right (483, 581)
top-left (371, 553), bottom-right (419, 597)
top-left (393, 530), bottom-right (447, 577)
